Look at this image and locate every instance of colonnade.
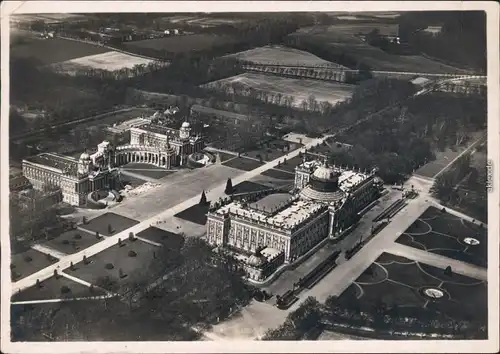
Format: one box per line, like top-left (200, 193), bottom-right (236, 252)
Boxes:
top-left (115, 151), bottom-right (176, 168)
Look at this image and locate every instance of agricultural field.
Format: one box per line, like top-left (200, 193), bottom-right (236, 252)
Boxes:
top-left (10, 37), bottom-right (111, 66)
top-left (124, 34), bottom-right (237, 53)
top-left (289, 26), bottom-right (468, 74)
top-left (203, 72), bottom-right (355, 107)
top-left (226, 45), bottom-right (346, 68)
top-left (50, 51), bottom-right (159, 75)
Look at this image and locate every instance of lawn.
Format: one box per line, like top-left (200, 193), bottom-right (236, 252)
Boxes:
top-left (42, 229), bottom-right (102, 255)
top-left (232, 181), bottom-right (271, 194)
top-left (136, 227), bottom-right (185, 249)
top-left (50, 51), bottom-right (158, 74)
top-left (174, 203), bottom-right (211, 225)
top-left (124, 34), bottom-right (237, 53)
top-left (67, 239), bottom-right (160, 290)
top-left (121, 163), bottom-right (176, 180)
top-left (11, 275), bottom-right (105, 302)
top-left (414, 147), bottom-right (466, 179)
top-left (79, 212), bottom-right (139, 236)
top-left (397, 206), bottom-right (487, 267)
top-left (275, 155), bottom-right (303, 173)
top-left (11, 249), bottom-right (58, 281)
top-left (11, 37), bottom-right (111, 66)
top-left (339, 253), bottom-right (487, 324)
top-left (260, 168), bottom-right (295, 180)
top-left (222, 156), bottom-right (264, 171)
top-left (204, 73), bottom-right (355, 107)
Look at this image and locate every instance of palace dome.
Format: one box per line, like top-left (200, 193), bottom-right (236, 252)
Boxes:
top-left (300, 161), bottom-right (345, 203)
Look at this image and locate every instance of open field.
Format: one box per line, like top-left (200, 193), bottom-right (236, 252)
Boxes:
top-left (396, 206), bottom-right (487, 268)
top-left (204, 73), bottom-right (355, 107)
top-left (42, 229), bottom-right (103, 255)
top-left (339, 253), bottom-right (487, 324)
top-left (289, 26), bottom-right (468, 74)
top-left (415, 132), bottom-right (486, 179)
top-left (67, 239), bottom-right (160, 290)
top-left (11, 37), bottom-right (111, 66)
top-left (11, 275), bottom-right (104, 302)
top-left (50, 51), bottom-right (157, 74)
top-left (79, 212), bottom-right (139, 237)
top-left (124, 34), bottom-right (237, 53)
top-left (226, 45), bottom-right (347, 67)
top-left (11, 250), bottom-right (58, 281)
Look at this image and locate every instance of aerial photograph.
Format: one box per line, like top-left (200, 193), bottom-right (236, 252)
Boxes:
top-left (6, 9), bottom-right (489, 344)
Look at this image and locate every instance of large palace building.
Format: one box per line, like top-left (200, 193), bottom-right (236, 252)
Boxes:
top-left (22, 116), bottom-right (204, 206)
top-left (206, 156), bottom-right (382, 281)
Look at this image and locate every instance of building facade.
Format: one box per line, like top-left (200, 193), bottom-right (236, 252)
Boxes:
top-left (22, 117), bottom-right (204, 206)
top-left (206, 156), bottom-right (383, 281)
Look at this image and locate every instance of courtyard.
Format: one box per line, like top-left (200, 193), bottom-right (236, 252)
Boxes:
top-left (79, 212), bottom-right (140, 237)
top-left (396, 206), bottom-right (487, 267)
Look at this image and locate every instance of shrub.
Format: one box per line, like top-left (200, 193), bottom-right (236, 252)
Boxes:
top-left (105, 263), bottom-right (114, 270)
top-left (128, 250), bottom-right (137, 257)
top-left (60, 285), bottom-right (71, 294)
top-left (108, 224), bottom-right (114, 234)
top-left (442, 207), bottom-right (446, 213)
top-left (128, 232), bottom-right (135, 241)
top-left (24, 256), bottom-right (33, 262)
top-left (62, 239), bottom-right (70, 245)
top-left (74, 233), bottom-right (82, 240)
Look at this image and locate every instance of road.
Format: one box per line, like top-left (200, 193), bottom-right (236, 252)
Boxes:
top-left (11, 135), bottom-right (329, 295)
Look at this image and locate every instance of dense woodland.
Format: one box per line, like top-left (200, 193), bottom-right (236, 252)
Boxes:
top-left (328, 93), bottom-right (486, 184)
